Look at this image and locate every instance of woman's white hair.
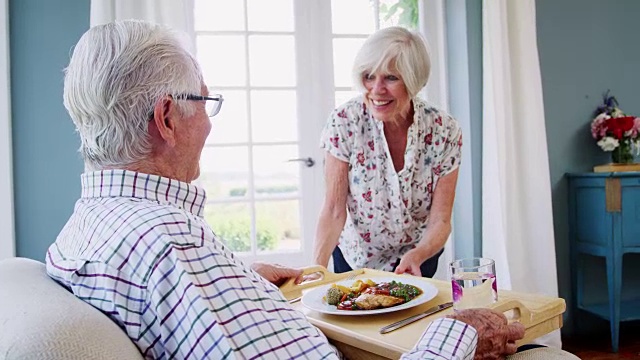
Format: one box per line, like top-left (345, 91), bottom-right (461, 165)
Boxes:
top-left (63, 19), bottom-right (203, 170)
top-left (352, 26), bottom-right (431, 98)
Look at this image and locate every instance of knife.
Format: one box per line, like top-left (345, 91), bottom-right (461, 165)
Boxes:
top-left (379, 302), bottom-right (454, 334)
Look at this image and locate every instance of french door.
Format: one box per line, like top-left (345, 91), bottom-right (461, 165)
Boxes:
top-left (193, 0), bottom-right (416, 267)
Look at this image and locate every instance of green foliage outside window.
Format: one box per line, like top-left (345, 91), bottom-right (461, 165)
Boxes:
top-left (206, 211), bottom-right (279, 252)
top-left (378, 0), bottom-right (419, 29)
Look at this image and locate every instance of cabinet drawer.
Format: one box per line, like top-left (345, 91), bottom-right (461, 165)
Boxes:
top-left (574, 186), bottom-right (611, 247)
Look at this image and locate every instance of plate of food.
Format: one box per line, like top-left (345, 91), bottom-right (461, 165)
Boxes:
top-left (300, 276), bottom-right (438, 315)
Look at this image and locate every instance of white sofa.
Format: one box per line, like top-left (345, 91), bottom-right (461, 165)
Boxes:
top-left (0, 257), bottom-right (143, 360)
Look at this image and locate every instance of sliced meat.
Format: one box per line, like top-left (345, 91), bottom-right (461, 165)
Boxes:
top-left (354, 293), bottom-right (404, 310)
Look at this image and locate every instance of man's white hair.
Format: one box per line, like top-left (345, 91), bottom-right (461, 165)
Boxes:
top-left (352, 26), bottom-right (431, 98)
top-left (63, 20), bottom-right (203, 170)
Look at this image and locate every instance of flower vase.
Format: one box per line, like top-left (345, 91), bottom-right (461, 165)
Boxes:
top-left (611, 139), bottom-right (634, 164)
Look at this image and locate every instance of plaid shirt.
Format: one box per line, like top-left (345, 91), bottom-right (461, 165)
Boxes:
top-left (46, 170), bottom-right (338, 359)
top-left (46, 170), bottom-right (476, 359)
top-left (401, 318), bottom-right (477, 360)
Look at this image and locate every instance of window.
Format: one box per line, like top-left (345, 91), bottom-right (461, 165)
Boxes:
top-left (193, 0), bottom-right (432, 266)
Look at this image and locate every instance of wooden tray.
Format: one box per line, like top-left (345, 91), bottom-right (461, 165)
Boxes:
top-left (280, 267), bottom-right (566, 360)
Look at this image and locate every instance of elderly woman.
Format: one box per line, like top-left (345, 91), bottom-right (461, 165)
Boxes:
top-left (313, 27), bottom-right (462, 277)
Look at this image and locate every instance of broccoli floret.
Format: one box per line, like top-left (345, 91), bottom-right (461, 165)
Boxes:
top-left (326, 287), bottom-right (343, 305)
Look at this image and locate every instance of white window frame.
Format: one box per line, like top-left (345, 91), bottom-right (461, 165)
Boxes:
top-left (419, 0), bottom-right (454, 280)
top-left (190, 1), bottom-right (452, 270)
top-left (0, 0), bottom-right (15, 260)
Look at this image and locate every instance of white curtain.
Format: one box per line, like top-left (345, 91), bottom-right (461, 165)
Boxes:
top-left (482, 0), bottom-right (561, 347)
top-left (90, 0), bottom-right (195, 52)
top-left (0, 0), bottom-right (15, 260)
top-left (418, 0), bottom-right (454, 281)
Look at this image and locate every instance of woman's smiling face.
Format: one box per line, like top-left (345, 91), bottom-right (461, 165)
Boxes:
top-left (363, 70), bottom-right (412, 123)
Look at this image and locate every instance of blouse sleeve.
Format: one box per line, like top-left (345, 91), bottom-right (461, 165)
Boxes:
top-left (438, 114), bottom-right (463, 177)
top-left (319, 105), bottom-right (354, 162)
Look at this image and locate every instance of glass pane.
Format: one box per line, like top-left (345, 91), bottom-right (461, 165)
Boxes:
top-left (194, 0), bottom-right (245, 31)
top-left (252, 145), bottom-right (300, 199)
top-left (331, 0), bottom-right (376, 34)
top-left (204, 202), bottom-right (253, 253)
top-left (199, 146), bottom-right (249, 200)
top-left (379, 0), bottom-right (417, 30)
top-left (197, 35), bottom-right (246, 87)
top-left (249, 35), bottom-right (296, 87)
top-left (333, 38), bottom-right (366, 88)
top-left (251, 90), bottom-right (297, 142)
top-left (256, 200), bottom-right (300, 252)
top-left (247, 0), bottom-right (293, 31)
top-left (335, 90), bottom-right (360, 108)
top-left (207, 90), bottom-right (248, 144)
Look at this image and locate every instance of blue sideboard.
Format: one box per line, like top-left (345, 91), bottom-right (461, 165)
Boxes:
top-left (567, 172), bottom-right (640, 352)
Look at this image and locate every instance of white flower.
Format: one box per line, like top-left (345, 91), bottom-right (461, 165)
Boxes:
top-left (597, 136), bottom-right (619, 151)
top-left (611, 108), bottom-right (624, 117)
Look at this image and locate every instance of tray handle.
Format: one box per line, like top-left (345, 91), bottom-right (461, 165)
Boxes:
top-left (490, 299), bottom-right (533, 327)
top-left (279, 266), bottom-right (364, 296)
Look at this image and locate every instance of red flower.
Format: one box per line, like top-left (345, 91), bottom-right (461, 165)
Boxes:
top-left (361, 232), bottom-right (371, 242)
top-left (357, 152), bottom-right (365, 165)
top-left (330, 137), bottom-right (339, 147)
top-left (368, 140), bottom-right (375, 151)
top-left (606, 116), bottom-right (635, 139)
top-left (337, 109), bottom-right (347, 118)
top-left (424, 133), bottom-right (433, 145)
top-left (435, 116), bottom-right (442, 125)
top-left (362, 190), bottom-right (372, 202)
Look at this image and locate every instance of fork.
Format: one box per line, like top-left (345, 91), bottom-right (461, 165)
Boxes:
top-left (288, 271), bottom-right (360, 304)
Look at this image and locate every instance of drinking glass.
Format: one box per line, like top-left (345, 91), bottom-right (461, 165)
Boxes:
top-left (450, 257), bottom-right (498, 311)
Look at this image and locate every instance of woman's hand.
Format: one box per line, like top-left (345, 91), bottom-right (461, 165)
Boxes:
top-left (394, 247), bottom-right (428, 276)
top-left (251, 261), bottom-right (303, 286)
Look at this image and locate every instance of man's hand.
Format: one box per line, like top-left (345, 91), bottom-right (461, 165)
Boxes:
top-left (447, 308), bottom-right (525, 360)
top-left (250, 262), bottom-right (303, 287)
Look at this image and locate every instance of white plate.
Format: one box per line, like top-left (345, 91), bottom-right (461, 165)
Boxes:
top-left (300, 276), bottom-right (439, 316)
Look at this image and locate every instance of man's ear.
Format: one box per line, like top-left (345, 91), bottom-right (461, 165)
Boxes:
top-left (151, 96), bottom-right (178, 147)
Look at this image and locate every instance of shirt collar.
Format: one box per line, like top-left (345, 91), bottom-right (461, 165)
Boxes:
top-left (80, 170), bottom-right (207, 217)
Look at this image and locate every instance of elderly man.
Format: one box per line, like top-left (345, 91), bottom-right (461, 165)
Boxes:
top-left (47, 19), bottom-right (529, 359)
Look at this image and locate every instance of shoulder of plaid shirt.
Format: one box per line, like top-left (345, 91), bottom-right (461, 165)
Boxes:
top-left (46, 169), bottom-right (477, 360)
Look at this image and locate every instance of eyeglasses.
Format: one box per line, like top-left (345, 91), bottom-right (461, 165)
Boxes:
top-left (177, 94), bottom-right (224, 117)
top-left (147, 93), bottom-right (224, 120)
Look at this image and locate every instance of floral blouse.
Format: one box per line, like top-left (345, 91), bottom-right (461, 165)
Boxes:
top-left (320, 96), bottom-right (463, 272)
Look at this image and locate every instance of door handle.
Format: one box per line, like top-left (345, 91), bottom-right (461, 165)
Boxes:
top-left (287, 157), bottom-right (315, 168)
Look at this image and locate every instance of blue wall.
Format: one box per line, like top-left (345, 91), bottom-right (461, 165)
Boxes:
top-left (9, 0), bottom-right (88, 260)
top-left (537, 0), bottom-right (640, 335)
